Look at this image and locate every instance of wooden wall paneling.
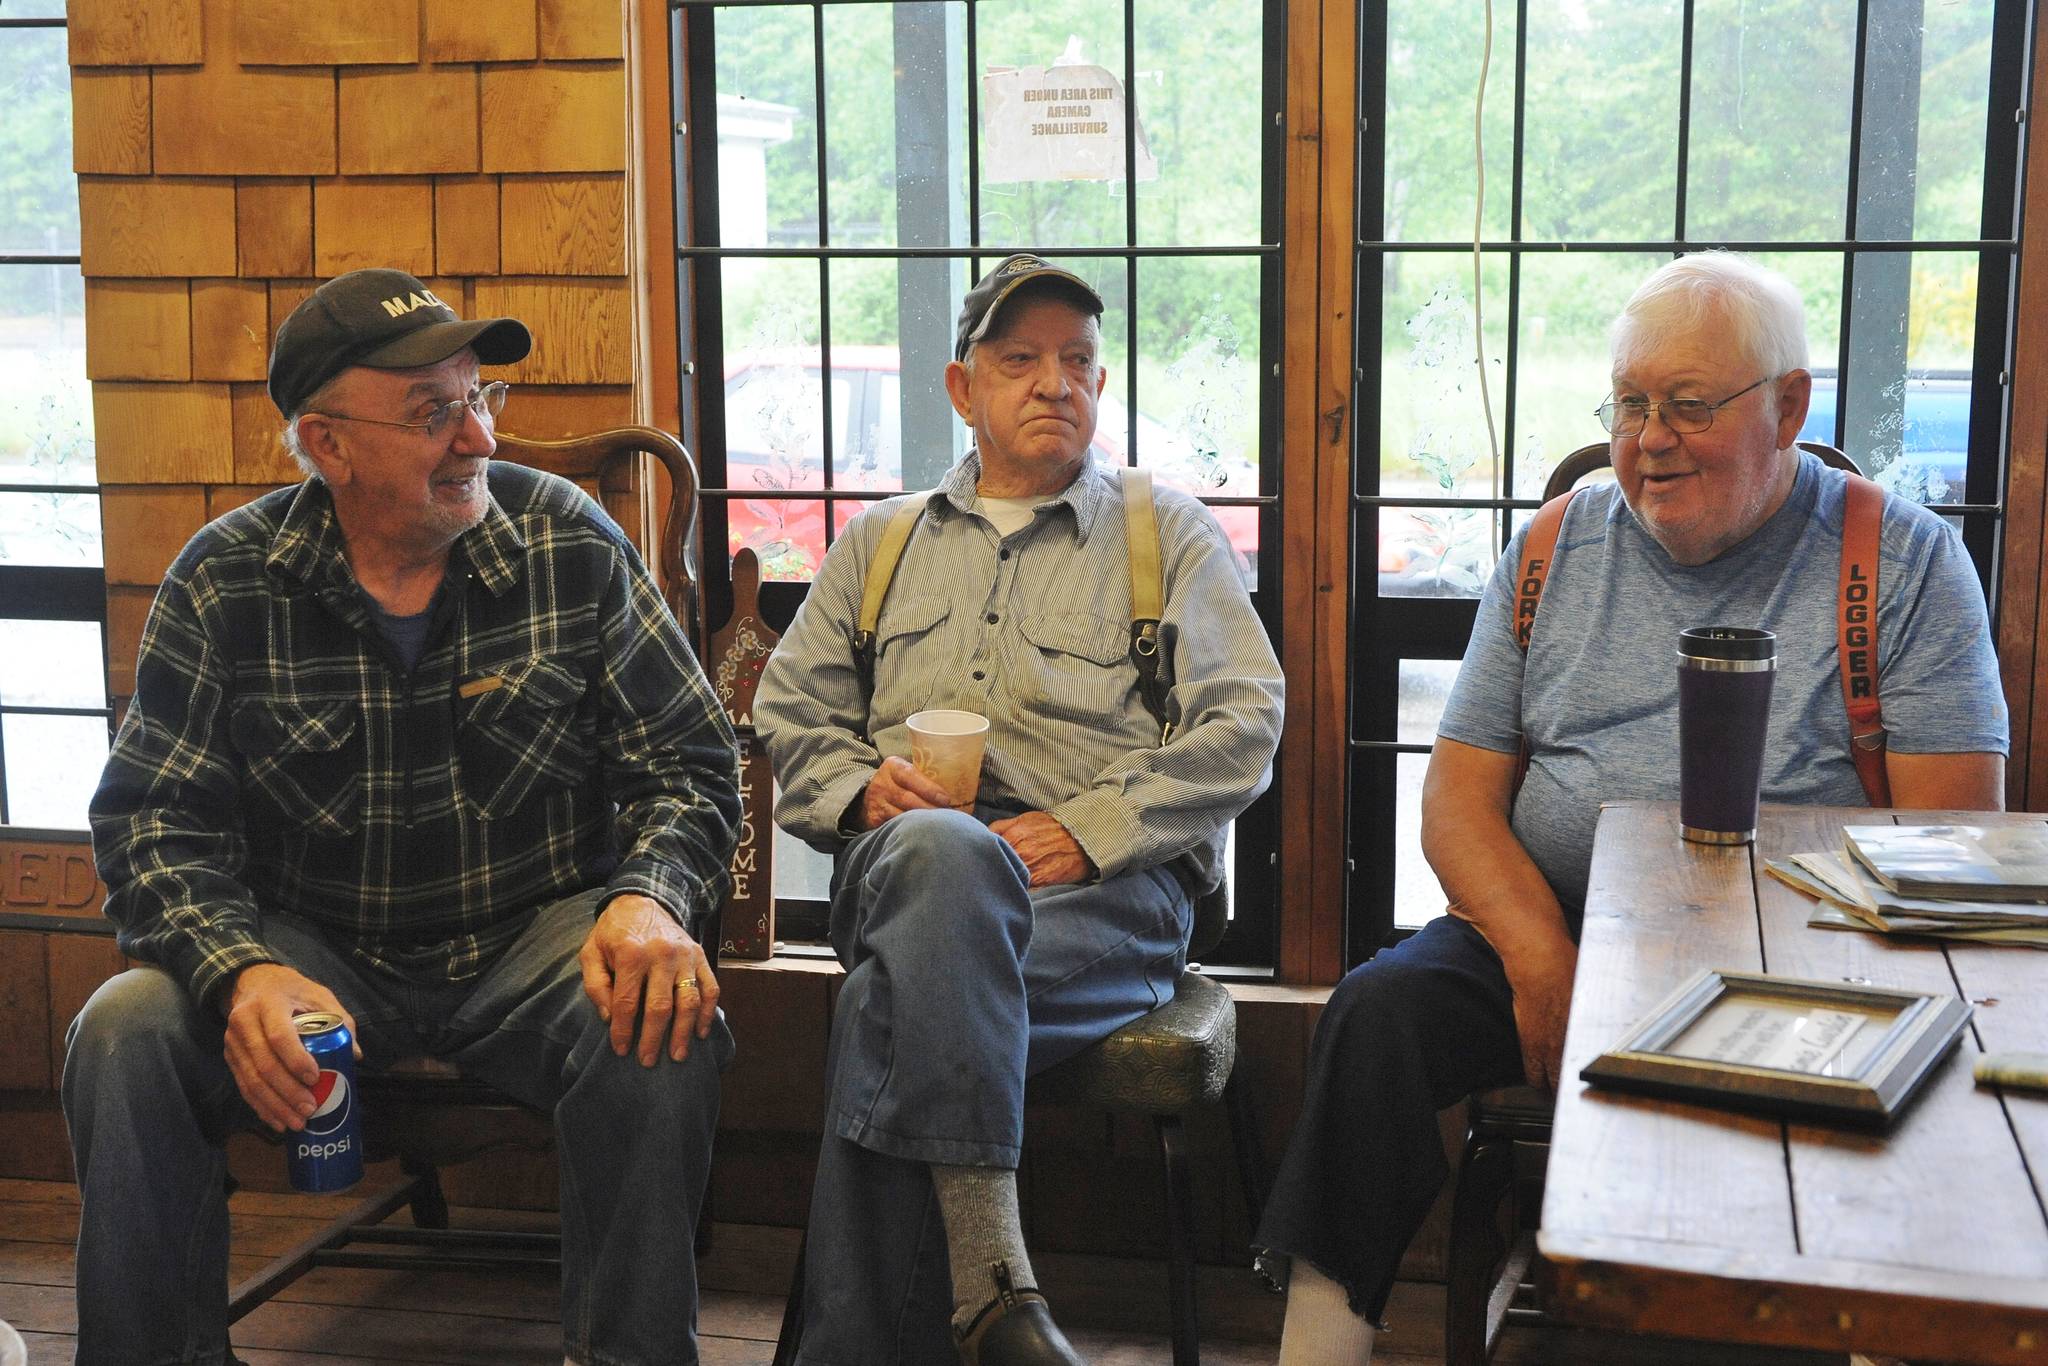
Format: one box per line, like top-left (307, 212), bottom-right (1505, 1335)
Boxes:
top-left (435, 175), bottom-right (502, 276)
top-left (90, 382), bottom-right (234, 483)
top-left (67, 0), bottom-right (202, 66)
top-left (480, 64), bottom-right (628, 174)
top-left (339, 66), bottom-right (482, 176)
top-left (499, 174), bottom-right (626, 275)
top-left (104, 587), bottom-right (155, 700)
top-left (540, 0), bottom-right (626, 61)
top-left (45, 937), bottom-right (129, 1095)
top-left (472, 278), bottom-right (632, 384)
top-left (82, 279), bottom-right (191, 381)
top-left (495, 384), bottom-right (635, 439)
top-left (0, 932), bottom-right (52, 1092)
top-left (207, 483), bottom-right (290, 520)
top-left (78, 177), bottom-right (237, 278)
top-left (232, 383), bottom-right (300, 484)
top-left (267, 280), bottom-right (320, 344)
top-left (714, 965), bottom-right (830, 1132)
top-left (151, 66), bottom-right (339, 177)
top-left (189, 278), bottom-right (270, 381)
top-left (425, 0), bottom-right (539, 63)
top-left (2005, 10), bottom-right (2048, 813)
top-left (234, 0), bottom-right (420, 65)
top-left (235, 179), bottom-right (314, 278)
top-left (70, 69), bottom-right (153, 176)
top-left (312, 178), bottom-right (437, 277)
top-left (629, 0), bottom-right (680, 434)
top-left (100, 486), bottom-right (208, 587)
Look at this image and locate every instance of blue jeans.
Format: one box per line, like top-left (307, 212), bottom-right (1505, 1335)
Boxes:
top-left (796, 810), bottom-right (1193, 1366)
top-left (61, 889), bottom-right (732, 1366)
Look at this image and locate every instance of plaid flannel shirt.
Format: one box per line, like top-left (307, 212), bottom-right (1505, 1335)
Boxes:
top-left (91, 463), bottom-right (741, 1013)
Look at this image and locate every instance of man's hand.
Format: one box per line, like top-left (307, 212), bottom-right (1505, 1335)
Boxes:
top-left (578, 893), bottom-right (718, 1066)
top-left (858, 754), bottom-right (954, 830)
top-left (1502, 942), bottom-right (1578, 1091)
top-left (223, 963), bottom-right (361, 1133)
top-left (989, 811), bottom-right (1094, 887)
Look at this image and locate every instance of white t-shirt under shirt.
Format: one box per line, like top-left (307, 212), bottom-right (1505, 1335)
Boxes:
top-left (1436, 450), bottom-right (2008, 918)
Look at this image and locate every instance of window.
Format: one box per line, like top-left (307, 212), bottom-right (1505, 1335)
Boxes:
top-left (666, 0), bottom-right (1285, 963)
top-left (0, 1), bottom-right (112, 830)
top-left (1346, 0), bottom-right (2028, 957)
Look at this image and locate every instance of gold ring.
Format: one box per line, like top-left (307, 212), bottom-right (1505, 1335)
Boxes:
top-left (674, 977), bottom-right (698, 994)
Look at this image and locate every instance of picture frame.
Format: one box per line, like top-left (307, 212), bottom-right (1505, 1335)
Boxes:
top-left (1580, 968), bottom-right (1972, 1127)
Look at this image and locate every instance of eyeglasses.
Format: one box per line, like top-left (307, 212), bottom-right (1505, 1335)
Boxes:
top-left (315, 381), bottom-right (509, 442)
top-left (1594, 376), bottom-right (1770, 438)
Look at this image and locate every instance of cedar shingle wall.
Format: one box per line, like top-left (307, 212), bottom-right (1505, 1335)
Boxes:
top-left (71, 0), bottom-right (636, 703)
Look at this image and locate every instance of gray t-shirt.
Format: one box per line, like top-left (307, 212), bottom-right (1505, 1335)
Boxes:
top-left (1438, 451), bottom-right (2008, 917)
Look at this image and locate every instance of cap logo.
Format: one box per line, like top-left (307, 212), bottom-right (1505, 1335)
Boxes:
top-left (998, 257), bottom-right (1046, 277)
top-left (379, 289), bottom-right (447, 319)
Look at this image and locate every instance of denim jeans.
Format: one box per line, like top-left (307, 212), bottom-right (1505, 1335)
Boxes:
top-left (62, 888), bottom-right (732, 1366)
top-left (1253, 914), bottom-right (1525, 1321)
top-left (795, 809), bottom-right (1193, 1366)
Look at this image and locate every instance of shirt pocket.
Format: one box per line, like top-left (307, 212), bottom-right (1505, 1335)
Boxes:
top-left (1018, 611), bottom-right (1135, 726)
top-left (456, 657), bottom-right (595, 820)
top-left (228, 699), bottom-right (363, 838)
top-left (871, 596), bottom-right (951, 717)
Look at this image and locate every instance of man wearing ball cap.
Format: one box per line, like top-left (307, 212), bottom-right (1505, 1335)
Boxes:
top-left (67, 268), bottom-right (741, 1366)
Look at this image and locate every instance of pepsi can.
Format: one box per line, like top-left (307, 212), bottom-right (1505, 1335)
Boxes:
top-left (287, 1012), bottom-right (363, 1193)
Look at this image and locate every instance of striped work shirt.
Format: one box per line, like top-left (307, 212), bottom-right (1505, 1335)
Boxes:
top-left (91, 463), bottom-right (741, 1013)
top-left (752, 453), bottom-right (1283, 893)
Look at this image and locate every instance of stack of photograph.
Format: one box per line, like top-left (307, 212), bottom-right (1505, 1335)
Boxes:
top-left (1768, 822), bottom-right (2048, 949)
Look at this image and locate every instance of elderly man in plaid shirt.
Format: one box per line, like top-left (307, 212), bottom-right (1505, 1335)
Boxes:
top-left (62, 269), bottom-right (741, 1366)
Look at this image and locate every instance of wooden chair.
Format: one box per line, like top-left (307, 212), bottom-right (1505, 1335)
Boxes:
top-left (228, 424), bottom-right (708, 1322)
top-left (1542, 439), bottom-right (1860, 502)
top-left (772, 883), bottom-right (1267, 1366)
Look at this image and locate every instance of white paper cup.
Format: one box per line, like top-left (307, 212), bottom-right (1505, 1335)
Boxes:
top-left (906, 709), bottom-right (989, 811)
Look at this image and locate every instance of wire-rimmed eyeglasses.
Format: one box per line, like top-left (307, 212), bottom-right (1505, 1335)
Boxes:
top-left (314, 381), bottom-right (510, 442)
top-left (1594, 376), bottom-right (1770, 438)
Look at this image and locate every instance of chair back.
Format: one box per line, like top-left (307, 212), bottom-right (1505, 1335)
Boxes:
top-left (494, 425), bottom-right (705, 648)
top-left (1541, 439), bottom-right (1858, 503)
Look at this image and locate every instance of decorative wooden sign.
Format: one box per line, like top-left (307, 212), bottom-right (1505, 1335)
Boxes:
top-left (708, 549), bottom-right (780, 960)
top-left (0, 831), bottom-right (106, 921)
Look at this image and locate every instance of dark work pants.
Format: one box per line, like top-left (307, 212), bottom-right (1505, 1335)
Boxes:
top-left (1253, 915), bottom-right (1528, 1320)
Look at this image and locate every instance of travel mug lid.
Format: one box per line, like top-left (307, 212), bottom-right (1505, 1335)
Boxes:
top-left (1678, 626), bottom-right (1777, 661)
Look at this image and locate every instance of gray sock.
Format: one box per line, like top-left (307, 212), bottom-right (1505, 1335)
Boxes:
top-left (931, 1163), bottom-right (1035, 1325)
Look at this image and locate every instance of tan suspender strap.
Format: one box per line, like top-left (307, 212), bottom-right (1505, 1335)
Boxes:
top-left (858, 495), bottom-right (929, 639)
top-left (1512, 489), bottom-right (1579, 792)
top-left (1121, 467), bottom-right (1162, 622)
top-left (1838, 472), bottom-right (1891, 808)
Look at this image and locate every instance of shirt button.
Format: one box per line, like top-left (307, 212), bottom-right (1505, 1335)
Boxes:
top-left (999, 548), bottom-right (1011, 561)
top-left (986, 613), bottom-right (999, 624)
top-left (972, 670), bottom-right (986, 681)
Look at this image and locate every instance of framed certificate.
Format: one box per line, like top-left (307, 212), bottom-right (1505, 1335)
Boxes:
top-left (1581, 968), bottom-right (1971, 1127)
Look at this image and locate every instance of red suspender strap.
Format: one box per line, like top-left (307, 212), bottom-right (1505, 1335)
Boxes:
top-left (1512, 489), bottom-right (1580, 790)
top-left (1838, 472), bottom-right (1891, 808)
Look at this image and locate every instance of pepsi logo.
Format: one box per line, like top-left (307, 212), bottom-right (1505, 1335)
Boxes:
top-left (304, 1069), bottom-right (352, 1135)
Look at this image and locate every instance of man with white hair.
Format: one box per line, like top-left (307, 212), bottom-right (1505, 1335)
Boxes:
top-left (66, 268), bottom-right (740, 1366)
top-left (1253, 251), bottom-right (2007, 1362)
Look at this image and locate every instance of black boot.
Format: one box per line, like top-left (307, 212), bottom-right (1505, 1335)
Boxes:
top-left (952, 1260), bottom-right (1087, 1366)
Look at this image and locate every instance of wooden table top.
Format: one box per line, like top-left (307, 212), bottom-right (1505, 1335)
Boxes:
top-left (1538, 801), bottom-right (2048, 1365)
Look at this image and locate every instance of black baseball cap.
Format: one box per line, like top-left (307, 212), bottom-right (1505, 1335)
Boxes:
top-left (954, 254), bottom-right (1104, 361)
top-left (268, 268), bottom-right (532, 416)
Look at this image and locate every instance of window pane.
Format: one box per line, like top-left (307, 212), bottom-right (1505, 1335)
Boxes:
top-left (0, 262), bottom-right (94, 485)
top-left (1913, 0), bottom-right (1995, 241)
top-left (1512, 251), bottom-right (1668, 498)
top-left (1135, 0), bottom-right (1263, 245)
top-left (4, 2), bottom-right (67, 16)
top-left (0, 26), bottom-right (80, 255)
top-left (1393, 751), bottom-right (1442, 928)
top-left (1521, 3), bottom-right (1681, 242)
top-left (0, 491), bottom-right (100, 566)
top-left (974, 0), bottom-right (1131, 248)
top-left (0, 619), bottom-right (104, 708)
top-left (3, 712), bottom-right (108, 831)
top-left (1383, 0), bottom-right (1518, 243)
top-left (1135, 254), bottom-right (1261, 586)
top-left (1686, 0), bottom-right (1855, 240)
top-left (715, 5), bottom-right (819, 248)
top-left (823, 3), bottom-right (968, 248)
top-left (728, 496), bottom-right (826, 583)
top-left (772, 777), bottom-right (833, 903)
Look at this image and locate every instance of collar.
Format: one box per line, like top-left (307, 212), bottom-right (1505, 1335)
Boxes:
top-left (263, 476), bottom-right (528, 598)
top-left (932, 451), bottom-right (1109, 542)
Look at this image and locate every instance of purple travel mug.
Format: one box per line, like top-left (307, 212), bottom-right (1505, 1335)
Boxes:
top-left (1676, 626), bottom-right (1776, 844)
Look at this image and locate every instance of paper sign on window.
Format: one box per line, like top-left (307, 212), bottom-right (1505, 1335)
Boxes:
top-left (981, 58), bottom-right (1159, 185)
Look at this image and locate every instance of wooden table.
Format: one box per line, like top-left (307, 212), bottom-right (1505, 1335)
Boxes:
top-left (1539, 801), bottom-right (2048, 1364)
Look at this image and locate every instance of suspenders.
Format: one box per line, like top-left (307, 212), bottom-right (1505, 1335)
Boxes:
top-left (851, 466), bottom-right (1173, 743)
top-left (1513, 470), bottom-right (1891, 807)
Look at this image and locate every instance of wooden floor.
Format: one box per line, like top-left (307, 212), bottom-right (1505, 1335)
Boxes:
top-left (0, 1177), bottom-right (1854, 1365)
